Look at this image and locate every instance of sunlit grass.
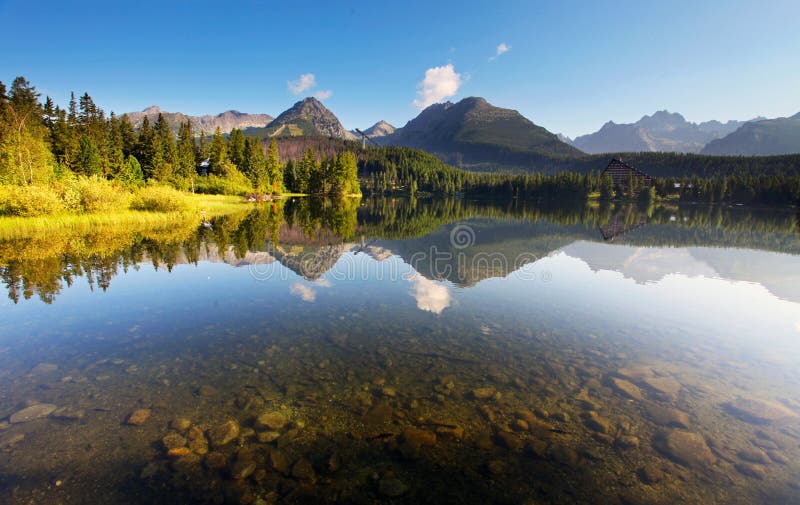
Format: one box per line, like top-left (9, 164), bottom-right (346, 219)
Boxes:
top-left (0, 194), bottom-right (249, 240)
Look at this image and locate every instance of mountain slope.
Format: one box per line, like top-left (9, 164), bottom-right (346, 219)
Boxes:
top-left (701, 113), bottom-right (800, 155)
top-left (247, 97), bottom-right (356, 140)
top-left (126, 106), bottom-right (272, 135)
top-left (381, 97), bottom-right (582, 171)
top-left (361, 120), bottom-right (396, 138)
top-left (572, 111), bottom-right (753, 154)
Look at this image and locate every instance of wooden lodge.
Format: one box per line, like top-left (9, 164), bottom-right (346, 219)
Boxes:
top-left (602, 158), bottom-right (652, 190)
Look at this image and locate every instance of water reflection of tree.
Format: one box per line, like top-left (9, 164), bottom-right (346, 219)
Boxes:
top-left (1, 199), bottom-right (798, 303)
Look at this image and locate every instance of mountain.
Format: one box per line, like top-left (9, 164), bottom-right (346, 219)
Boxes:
top-left (125, 106), bottom-right (272, 135)
top-left (701, 113), bottom-right (800, 156)
top-left (556, 133), bottom-right (574, 145)
top-left (572, 111), bottom-right (754, 154)
top-left (380, 97), bottom-right (582, 171)
top-left (359, 120), bottom-right (396, 138)
top-left (247, 97), bottom-right (356, 140)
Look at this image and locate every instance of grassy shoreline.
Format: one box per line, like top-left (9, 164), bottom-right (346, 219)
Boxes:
top-left (0, 194), bottom-right (249, 240)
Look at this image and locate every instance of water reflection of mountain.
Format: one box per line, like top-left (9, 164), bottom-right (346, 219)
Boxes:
top-left (560, 241), bottom-right (800, 303)
top-left (2, 198), bottom-right (799, 303)
top-left (369, 219), bottom-right (592, 286)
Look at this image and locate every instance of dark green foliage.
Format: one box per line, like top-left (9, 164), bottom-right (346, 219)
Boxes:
top-left (76, 135), bottom-right (101, 176)
top-left (360, 146), bottom-right (594, 200)
top-left (176, 121), bottom-right (197, 179)
top-left (240, 136), bottom-right (267, 190)
top-left (206, 127), bottom-right (227, 176)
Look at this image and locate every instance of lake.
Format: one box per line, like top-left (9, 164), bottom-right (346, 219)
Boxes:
top-left (1, 197), bottom-right (799, 504)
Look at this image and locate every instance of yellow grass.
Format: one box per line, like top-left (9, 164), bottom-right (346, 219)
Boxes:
top-left (0, 194), bottom-right (249, 241)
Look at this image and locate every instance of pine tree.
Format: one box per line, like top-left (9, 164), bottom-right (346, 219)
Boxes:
top-left (283, 160), bottom-right (296, 192)
top-left (106, 112), bottom-right (125, 177)
top-left (76, 134), bottom-right (101, 175)
top-left (265, 138), bottom-right (282, 192)
top-left (227, 129), bottom-right (245, 168)
top-left (153, 113), bottom-right (176, 180)
top-left (133, 116), bottom-right (158, 179)
top-left (241, 137), bottom-right (267, 191)
top-left (117, 114), bottom-right (136, 157)
top-left (50, 108), bottom-right (78, 170)
top-left (176, 121), bottom-right (196, 179)
top-left (207, 127), bottom-right (227, 176)
top-left (67, 92), bottom-right (78, 126)
top-left (197, 131), bottom-right (206, 162)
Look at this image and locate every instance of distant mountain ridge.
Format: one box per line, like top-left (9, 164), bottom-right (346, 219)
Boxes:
top-left (701, 112), bottom-right (800, 155)
top-left (360, 120), bottom-right (396, 138)
top-left (126, 106), bottom-right (272, 135)
top-left (571, 111), bottom-right (757, 154)
top-left (247, 97), bottom-right (356, 140)
top-left (380, 96), bottom-right (582, 171)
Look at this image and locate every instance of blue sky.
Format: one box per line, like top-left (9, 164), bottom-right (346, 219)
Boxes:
top-left (1, 0), bottom-right (798, 137)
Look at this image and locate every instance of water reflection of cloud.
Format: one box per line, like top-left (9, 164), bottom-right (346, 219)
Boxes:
top-left (290, 283), bottom-right (317, 302)
top-left (795, 321), bottom-right (800, 334)
top-left (314, 278), bottom-right (332, 288)
top-left (409, 273), bottom-right (451, 314)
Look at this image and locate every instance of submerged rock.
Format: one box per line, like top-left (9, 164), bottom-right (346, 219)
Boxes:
top-left (50, 406), bottom-right (85, 421)
top-left (126, 409), bottom-right (151, 426)
top-left (162, 433), bottom-right (187, 450)
top-left (403, 427), bottom-right (436, 448)
top-left (645, 404), bottom-right (691, 429)
top-left (583, 412), bottom-right (612, 434)
top-left (735, 462), bottom-right (766, 480)
top-left (616, 366), bottom-right (654, 382)
top-left (654, 430), bottom-right (717, 469)
top-left (257, 431), bottom-right (281, 443)
top-left (362, 403), bottom-right (393, 426)
top-left (611, 378), bottom-right (644, 400)
top-left (30, 363), bottom-right (58, 374)
top-left (170, 417), bottom-right (191, 432)
top-left (637, 463), bottom-right (666, 484)
top-left (642, 376), bottom-right (682, 399)
top-left (725, 397), bottom-right (799, 424)
top-left (737, 448), bottom-right (770, 464)
top-left (496, 431), bottom-right (524, 451)
top-left (0, 432), bottom-right (24, 448)
top-left (767, 450), bottom-right (789, 465)
top-left (472, 387), bottom-right (495, 399)
top-left (291, 458), bottom-right (316, 481)
top-left (269, 449), bottom-right (289, 474)
top-left (204, 452), bottom-right (227, 470)
top-left (379, 477), bottom-right (408, 497)
top-left (231, 459), bottom-right (257, 480)
top-left (10, 403), bottom-right (57, 423)
top-left (208, 420), bottom-right (240, 447)
top-left (255, 411), bottom-right (288, 431)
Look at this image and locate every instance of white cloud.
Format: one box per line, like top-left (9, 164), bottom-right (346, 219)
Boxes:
top-left (313, 90), bottom-right (333, 100)
top-left (290, 283), bottom-right (317, 302)
top-left (288, 73), bottom-right (317, 94)
top-left (409, 273), bottom-right (451, 314)
top-left (314, 278), bottom-right (332, 288)
top-left (489, 42), bottom-right (511, 61)
top-left (412, 64), bottom-right (462, 109)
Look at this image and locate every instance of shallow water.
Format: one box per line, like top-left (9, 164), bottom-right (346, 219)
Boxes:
top-left (1, 198), bottom-right (799, 504)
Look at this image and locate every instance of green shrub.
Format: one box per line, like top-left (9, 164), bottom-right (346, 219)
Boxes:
top-left (0, 184), bottom-right (64, 216)
top-left (130, 186), bottom-right (192, 212)
top-left (76, 177), bottom-right (130, 213)
top-left (50, 176), bottom-right (130, 213)
top-left (194, 174), bottom-right (253, 196)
